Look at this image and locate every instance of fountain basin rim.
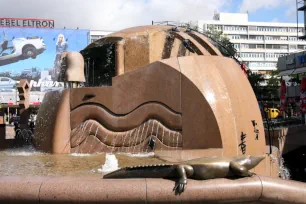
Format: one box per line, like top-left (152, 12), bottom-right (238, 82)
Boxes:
top-left (0, 175), bottom-right (305, 203)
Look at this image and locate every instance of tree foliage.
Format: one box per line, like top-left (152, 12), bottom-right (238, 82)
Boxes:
top-left (247, 71), bottom-right (265, 98)
top-left (247, 70), bottom-right (281, 100)
top-left (205, 26), bottom-right (237, 57)
top-left (267, 70), bottom-right (280, 87)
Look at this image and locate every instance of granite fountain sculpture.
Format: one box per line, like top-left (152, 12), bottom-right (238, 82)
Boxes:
top-left (1, 25), bottom-right (306, 203)
top-left (34, 26), bottom-right (269, 165)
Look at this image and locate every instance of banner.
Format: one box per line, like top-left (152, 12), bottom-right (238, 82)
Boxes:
top-left (301, 77), bottom-right (306, 114)
top-left (240, 62), bottom-right (248, 77)
top-left (0, 27), bottom-right (89, 105)
top-left (280, 80), bottom-right (287, 112)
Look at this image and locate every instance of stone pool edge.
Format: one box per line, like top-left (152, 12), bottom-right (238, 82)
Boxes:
top-left (0, 175), bottom-right (306, 203)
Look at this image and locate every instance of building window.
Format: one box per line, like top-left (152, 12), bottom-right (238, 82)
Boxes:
top-left (280, 45), bottom-right (288, 49)
top-left (241, 44), bottom-right (249, 48)
top-left (273, 45), bottom-right (280, 49)
top-left (210, 25), bottom-right (222, 31)
top-left (240, 35), bottom-right (248, 40)
top-left (224, 26), bottom-right (232, 31)
top-left (249, 44), bottom-right (256, 49)
top-left (298, 45), bottom-right (306, 49)
top-left (258, 27), bottom-right (289, 32)
top-left (249, 62), bottom-right (277, 68)
top-left (265, 36), bottom-right (287, 41)
top-left (216, 25), bottom-right (223, 30)
top-left (228, 35), bottom-right (242, 40)
top-left (289, 28), bottom-right (298, 33)
top-left (249, 35), bottom-right (264, 40)
top-left (257, 44), bottom-right (264, 49)
top-left (280, 36), bottom-right (287, 40)
top-left (224, 26), bottom-right (247, 31)
top-left (240, 52), bottom-right (264, 58)
top-left (265, 53), bottom-right (288, 58)
top-left (298, 28), bottom-right (305, 33)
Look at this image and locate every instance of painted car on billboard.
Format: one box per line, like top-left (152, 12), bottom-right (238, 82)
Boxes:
top-left (0, 27), bottom-right (89, 104)
top-left (0, 36), bottom-right (46, 66)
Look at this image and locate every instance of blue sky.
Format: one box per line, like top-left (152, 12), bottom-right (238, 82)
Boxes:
top-left (223, 0), bottom-right (303, 23)
top-left (0, 28), bottom-right (89, 73)
top-left (0, 0), bottom-right (303, 31)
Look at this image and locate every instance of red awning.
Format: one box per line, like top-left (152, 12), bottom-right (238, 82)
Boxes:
top-left (280, 80), bottom-right (287, 95)
top-left (301, 77), bottom-right (306, 113)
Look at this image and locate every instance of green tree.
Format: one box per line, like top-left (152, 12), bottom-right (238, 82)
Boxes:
top-left (205, 26), bottom-right (237, 57)
top-left (247, 71), bottom-right (265, 99)
top-left (266, 70), bottom-right (280, 100)
top-left (247, 70), bottom-right (281, 101)
top-left (267, 70), bottom-right (280, 87)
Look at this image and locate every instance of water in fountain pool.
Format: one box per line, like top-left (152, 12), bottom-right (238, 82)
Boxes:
top-left (0, 148), bottom-right (162, 177)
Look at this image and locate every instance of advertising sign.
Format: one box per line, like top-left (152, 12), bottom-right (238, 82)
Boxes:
top-left (0, 27), bottom-right (89, 105)
top-left (301, 77), bottom-right (306, 114)
top-left (280, 80), bottom-right (287, 112)
top-left (0, 18), bottom-right (55, 29)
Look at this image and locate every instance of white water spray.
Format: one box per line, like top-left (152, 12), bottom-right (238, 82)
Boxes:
top-left (270, 154), bottom-right (290, 180)
top-left (98, 154), bottom-right (119, 173)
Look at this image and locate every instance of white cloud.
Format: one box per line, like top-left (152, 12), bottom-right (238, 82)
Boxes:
top-left (239, 0), bottom-right (281, 13)
top-left (0, 0), bottom-right (229, 31)
top-left (272, 18), bottom-right (279, 22)
top-left (239, 0), bottom-right (295, 18)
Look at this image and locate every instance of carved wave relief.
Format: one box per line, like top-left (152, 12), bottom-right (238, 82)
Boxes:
top-left (70, 103), bottom-right (182, 131)
top-left (70, 102), bottom-right (182, 153)
top-left (71, 119), bottom-right (182, 149)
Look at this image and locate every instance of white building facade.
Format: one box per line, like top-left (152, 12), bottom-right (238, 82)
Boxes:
top-left (198, 13), bottom-right (306, 74)
top-left (89, 30), bottom-right (114, 43)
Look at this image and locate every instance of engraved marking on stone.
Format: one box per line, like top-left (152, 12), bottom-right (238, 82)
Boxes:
top-left (239, 132), bottom-right (247, 154)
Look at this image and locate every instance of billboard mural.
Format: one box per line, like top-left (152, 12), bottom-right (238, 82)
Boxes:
top-left (0, 27), bottom-right (89, 105)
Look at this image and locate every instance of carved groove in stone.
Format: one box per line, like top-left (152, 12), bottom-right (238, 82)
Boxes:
top-left (70, 119), bottom-right (182, 149)
top-left (70, 103), bottom-right (182, 131)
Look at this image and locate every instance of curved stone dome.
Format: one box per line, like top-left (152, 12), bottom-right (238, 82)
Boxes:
top-left (82, 25), bottom-right (223, 76)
